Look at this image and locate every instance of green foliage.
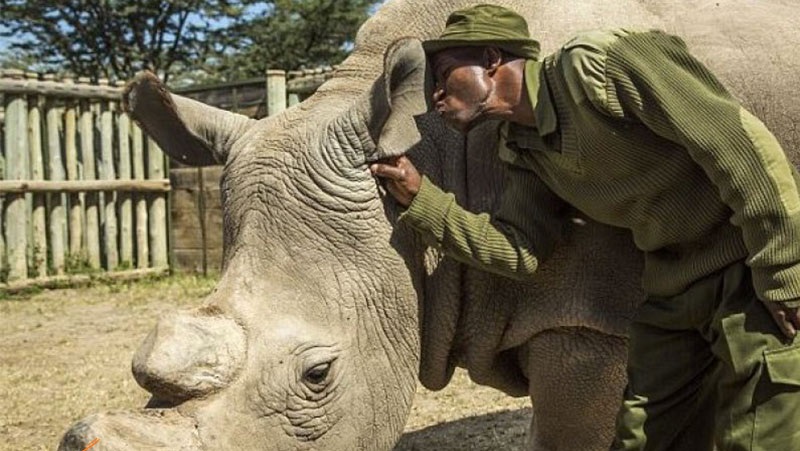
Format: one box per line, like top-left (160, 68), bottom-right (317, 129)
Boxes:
top-left (115, 260), bottom-right (134, 271)
top-left (0, 1), bottom-right (381, 85)
top-left (0, 0), bottom-right (241, 83)
top-left (0, 50), bottom-right (48, 72)
top-left (64, 253), bottom-right (97, 275)
top-left (215, 0), bottom-right (377, 80)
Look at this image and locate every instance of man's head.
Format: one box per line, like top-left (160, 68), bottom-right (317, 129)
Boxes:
top-left (423, 4), bottom-right (539, 132)
top-left (428, 46), bottom-right (507, 132)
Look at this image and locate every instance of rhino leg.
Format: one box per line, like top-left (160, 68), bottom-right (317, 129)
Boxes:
top-left (520, 329), bottom-right (628, 451)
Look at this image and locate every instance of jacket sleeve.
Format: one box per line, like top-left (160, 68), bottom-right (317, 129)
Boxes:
top-left (398, 164), bottom-right (568, 281)
top-left (578, 29), bottom-right (800, 305)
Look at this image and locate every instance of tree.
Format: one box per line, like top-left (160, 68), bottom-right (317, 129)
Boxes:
top-left (0, 0), bottom-right (381, 85)
top-left (216, 0), bottom-right (378, 80)
top-left (0, 0), bottom-right (241, 84)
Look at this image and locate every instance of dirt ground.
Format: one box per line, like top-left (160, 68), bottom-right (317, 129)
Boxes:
top-left (0, 275), bottom-right (531, 451)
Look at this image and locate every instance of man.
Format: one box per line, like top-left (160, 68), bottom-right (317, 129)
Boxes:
top-left (370, 4), bottom-right (800, 451)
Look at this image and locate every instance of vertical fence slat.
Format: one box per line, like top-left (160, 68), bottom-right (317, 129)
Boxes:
top-left (266, 70), bottom-right (287, 116)
top-left (93, 98), bottom-right (105, 261)
top-left (79, 93), bottom-right (101, 269)
top-left (29, 81), bottom-right (48, 278)
top-left (147, 138), bottom-right (167, 268)
top-left (45, 77), bottom-right (66, 275)
top-left (3, 70), bottom-right (29, 281)
top-left (99, 83), bottom-right (118, 270)
top-left (0, 79), bottom-right (5, 279)
top-left (197, 167), bottom-right (208, 276)
top-left (63, 93), bottom-right (83, 266)
top-left (132, 124), bottom-right (149, 268)
top-left (118, 112), bottom-right (133, 268)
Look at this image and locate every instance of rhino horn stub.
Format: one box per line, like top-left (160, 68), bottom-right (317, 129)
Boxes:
top-left (132, 311), bottom-right (246, 403)
top-left (58, 410), bottom-right (202, 450)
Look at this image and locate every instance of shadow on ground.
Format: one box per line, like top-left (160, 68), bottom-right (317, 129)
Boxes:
top-left (395, 407), bottom-right (532, 451)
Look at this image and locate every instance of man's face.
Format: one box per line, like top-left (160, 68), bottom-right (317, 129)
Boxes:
top-left (430, 47), bottom-right (494, 133)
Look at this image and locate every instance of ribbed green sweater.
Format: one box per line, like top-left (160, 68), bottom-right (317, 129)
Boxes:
top-left (400, 29), bottom-right (800, 306)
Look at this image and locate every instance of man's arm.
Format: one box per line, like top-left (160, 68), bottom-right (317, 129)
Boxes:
top-left (371, 156), bottom-right (568, 280)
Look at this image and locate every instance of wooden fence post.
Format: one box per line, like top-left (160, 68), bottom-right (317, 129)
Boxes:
top-left (28, 72), bottom-right (48, 278)
top-left (98, 79), bottom-right (118, 270)
top-left (63, 83), bottom-right (83, 265)
top-left (78, 79), bottom-right (101, 269)
top-left (132, 125), bottom-right (149, 268)
top-left (147, 138), bottom-right (167, 268)
top-left (118, 110), bottom-right (133, 268)
top-left (0, 74), bottom-right (4, 279)
top-left (3, 69), bottom-right (29, 281)
top-left (198, 167), bottom-right (208, 276)
top-left (44, 74), bottom-right (66, 275)
top-left (266, 69), bottom-right (287, 116)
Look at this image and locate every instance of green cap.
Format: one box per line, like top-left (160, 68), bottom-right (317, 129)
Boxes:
top-left (422, 4), bottom-right (541, 60)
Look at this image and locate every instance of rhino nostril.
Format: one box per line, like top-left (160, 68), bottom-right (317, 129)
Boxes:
top-left (132, 311), bottom-right (246, 402)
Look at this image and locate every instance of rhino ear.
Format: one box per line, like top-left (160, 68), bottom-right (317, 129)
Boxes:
top-left (123, 71), bottom-right (255, 166)
top-left (368, 37), bottom-right (433, 160)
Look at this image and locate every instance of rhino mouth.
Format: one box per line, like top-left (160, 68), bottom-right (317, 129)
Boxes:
top-left (144, 395), bottom-right (185, 409)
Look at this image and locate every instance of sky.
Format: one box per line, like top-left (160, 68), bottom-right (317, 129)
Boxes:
top-left (0, 24), bottom-right (9, 53)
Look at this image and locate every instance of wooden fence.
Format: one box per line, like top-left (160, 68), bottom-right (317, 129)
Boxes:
top-left (173, 66), bottom-right (337, 118)
top-left (0, 67), bottom-right (336, 286)
top-left (0, 69), bottom-right (169, 290)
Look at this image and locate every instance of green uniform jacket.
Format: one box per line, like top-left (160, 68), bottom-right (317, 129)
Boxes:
top-left (400, 29), bottom-right (800, 306)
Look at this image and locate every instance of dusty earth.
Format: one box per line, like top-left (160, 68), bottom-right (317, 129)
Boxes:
top-left (0, 275), bottom-right (531, 451)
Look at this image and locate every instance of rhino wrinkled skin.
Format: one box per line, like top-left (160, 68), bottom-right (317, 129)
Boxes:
top-left (59, 1), bottom-right (800, 450)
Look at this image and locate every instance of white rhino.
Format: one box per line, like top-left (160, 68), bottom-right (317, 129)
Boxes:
top-left (59, 0), bottom-right (800, 450)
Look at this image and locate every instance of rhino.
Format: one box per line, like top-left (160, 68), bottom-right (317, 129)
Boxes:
top-left (58, 0), bottom-right (800, 450)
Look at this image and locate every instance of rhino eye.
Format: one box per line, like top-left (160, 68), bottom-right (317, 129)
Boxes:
top-left (303, 362), bottom-right (331, 387)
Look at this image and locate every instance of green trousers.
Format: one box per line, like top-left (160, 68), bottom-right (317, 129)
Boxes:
top-left (611, 261), bottom-right (800, 451)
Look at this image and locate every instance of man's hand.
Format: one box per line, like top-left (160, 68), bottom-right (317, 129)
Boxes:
top-left (370, 156), bottom-right (422, 207)
top-left (763, 301), bottom-right (800, 339)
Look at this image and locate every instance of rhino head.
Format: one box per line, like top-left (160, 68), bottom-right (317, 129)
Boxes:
top-left (59, 37), bottom-right (438, 450)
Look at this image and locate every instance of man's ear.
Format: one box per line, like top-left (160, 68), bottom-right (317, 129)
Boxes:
top-left (367, 37), bottom-right (434, 161)
top-left (485, 47), bottom-right (503, 75)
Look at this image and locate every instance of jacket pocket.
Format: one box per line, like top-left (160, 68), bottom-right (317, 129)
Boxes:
top-left (764, 341), bottom-right (800, 386)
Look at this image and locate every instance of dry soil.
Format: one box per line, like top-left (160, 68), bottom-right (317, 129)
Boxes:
top-left (0, 275), bottom-right (530, 451)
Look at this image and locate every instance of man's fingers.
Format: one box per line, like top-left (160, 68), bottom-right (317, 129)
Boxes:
top-left (765, 302), bottom-right (797, 339)
top-left (788, 307), bottom-right (800, 335)
top-left (385, 183), bottom-right (409, 207)
top-left (370, 163), bottom-right (406, 181)
top-left (369, 156), bottom-right (418, 207)
top-left (777, 310), bottom-right (796, 338)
